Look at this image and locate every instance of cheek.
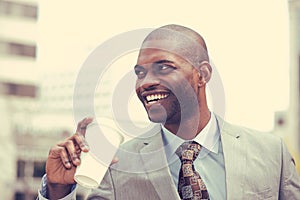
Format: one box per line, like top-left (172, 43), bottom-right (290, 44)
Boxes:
top-left (175, 75), bottom-right (198, 100)
top-left (135, 80), bottom-right (141, 93)
top-left (175, 72), bottom-right (197, 90)
top-left (186, 71), bottom-right (199, 91)
top-left (135, 81), bottom-right (143, 100)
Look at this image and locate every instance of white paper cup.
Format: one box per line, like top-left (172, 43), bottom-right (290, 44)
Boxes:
top-left (74, 118), bottom-right (124, 189)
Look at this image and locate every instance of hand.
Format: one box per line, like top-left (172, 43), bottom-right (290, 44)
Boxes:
top-left (46, 117), bottom-right (93, 185)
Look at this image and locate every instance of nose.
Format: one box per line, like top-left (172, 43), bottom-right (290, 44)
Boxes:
top-left (137, 72), bottom-right (160, 91)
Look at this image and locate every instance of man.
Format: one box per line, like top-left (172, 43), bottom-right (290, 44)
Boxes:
top-left (38, 24), bottom-right (300, 199)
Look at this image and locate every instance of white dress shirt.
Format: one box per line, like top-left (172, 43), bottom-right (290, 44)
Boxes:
top-left (162, 113), bottom-right (226, 200)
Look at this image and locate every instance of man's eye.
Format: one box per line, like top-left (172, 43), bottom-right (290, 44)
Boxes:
top-left (134, 69), bottom-right (145, 78)
top-left (157, 64), bottom-right (175, 73)
top-left (158, 64), bottom-right (170, 70)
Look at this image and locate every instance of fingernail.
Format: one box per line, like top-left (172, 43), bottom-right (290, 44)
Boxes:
top-left (86, 117), bottom-right (93, 122)
top-left (64, 160), bottom-right (71, 168)
top-left (82, 140), bottom-right (90, 150)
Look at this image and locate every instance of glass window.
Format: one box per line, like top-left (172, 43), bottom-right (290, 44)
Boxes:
top-left (0, 40), bottom-right (36, 58)
top-left (33, 161), bottom-right (46, 178)
top-left (14, 192), bottom-right (25, 200)
top-left (3, 82), bottom-right (37, 97)
top-left (22, 4), bottom-right (38, 19)
top-left (8, 42), bottom-right (36, 58)
top-left (17, 160), bottom-right (25, 178)
top-left (0, 0), bottom-right (38, 20)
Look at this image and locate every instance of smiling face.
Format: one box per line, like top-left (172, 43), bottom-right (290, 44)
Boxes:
top-left (135, 45), bottom-right (200, 125)
top-left (134, 25), bottom-right (212, 136)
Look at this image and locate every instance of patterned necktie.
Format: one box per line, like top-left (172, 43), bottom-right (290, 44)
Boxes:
top-left (176, 141), bottom-right (210, 200)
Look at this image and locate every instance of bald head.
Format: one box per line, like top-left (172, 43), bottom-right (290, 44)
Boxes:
top-left (141, 24), bottom-right (209, 67)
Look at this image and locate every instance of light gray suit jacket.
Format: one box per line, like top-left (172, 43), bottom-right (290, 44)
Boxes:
top-left (86, 117), bottom-right (300, 200)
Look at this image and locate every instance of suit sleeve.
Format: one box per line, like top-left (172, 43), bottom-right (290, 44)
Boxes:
top-left (36, 174), bottom-right (77, 200)
top-left (87, 168), bottom-right (115, 200)
top-left (279, 139), bottom-right (300, 200)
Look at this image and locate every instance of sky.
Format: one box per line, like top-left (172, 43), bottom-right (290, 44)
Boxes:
top-left (38, 0), bottom-right (290, 131)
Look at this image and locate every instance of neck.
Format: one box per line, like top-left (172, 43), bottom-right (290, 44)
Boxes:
top-left (164, 108), bottom-right (211, 140)
top-left (163, 87), bottom-right (211, 140)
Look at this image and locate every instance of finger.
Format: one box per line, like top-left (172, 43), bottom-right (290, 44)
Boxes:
top-left (76, 117), bottom-right (93, 136)
top-left (59, 147), bottom-right (72, 169)
top-left (73, 133), bottom-right (89, 152)
top-left (49, 146), bottom-right (72, 169)
top-left (58, 139), bottom-right (80, 166)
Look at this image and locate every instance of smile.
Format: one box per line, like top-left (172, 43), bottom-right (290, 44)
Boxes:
top-left (145, 93), bottom-right (169, 103)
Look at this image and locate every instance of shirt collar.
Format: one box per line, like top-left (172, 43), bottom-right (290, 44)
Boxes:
top-left (162, 112), bottom-right (220, 158)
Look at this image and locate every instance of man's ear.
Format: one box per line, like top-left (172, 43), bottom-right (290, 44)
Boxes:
top-left (198, 61), bottom-right (212, 87)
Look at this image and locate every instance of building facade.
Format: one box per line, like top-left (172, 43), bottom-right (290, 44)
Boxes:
top-left (0, 0), bottom-right (39, 199)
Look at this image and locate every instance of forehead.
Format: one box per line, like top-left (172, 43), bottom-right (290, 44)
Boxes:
top-left (137, 48), bottom-right (181, 65)
top-left (137, 39), bottom-right (188, 66)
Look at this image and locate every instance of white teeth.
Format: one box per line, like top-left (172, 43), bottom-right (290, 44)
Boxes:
top-left (146, 93), bottom-right (168, 102)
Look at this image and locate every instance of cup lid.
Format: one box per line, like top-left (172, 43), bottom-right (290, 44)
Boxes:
top-left (74, 174), bottom-right (99, 189)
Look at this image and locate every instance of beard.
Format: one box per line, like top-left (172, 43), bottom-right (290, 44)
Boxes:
top-left (144, 92), bottom-right (198, 126)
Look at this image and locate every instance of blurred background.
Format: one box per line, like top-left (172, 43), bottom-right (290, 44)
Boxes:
top-left (0, 0), bottom-right (299, 199)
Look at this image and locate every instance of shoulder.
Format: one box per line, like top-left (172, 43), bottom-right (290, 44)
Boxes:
top-left (118, 124), bottom-right (162, 151)
top-left (216, 115), bottom-right (283, 151)
top-left (109, 124), bottom-right (163, 173)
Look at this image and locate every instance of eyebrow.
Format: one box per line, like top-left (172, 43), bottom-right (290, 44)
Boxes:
top-left (134, 59), bottom-right (175, 69)
top-left (154, 60), bottom-right (175, 65)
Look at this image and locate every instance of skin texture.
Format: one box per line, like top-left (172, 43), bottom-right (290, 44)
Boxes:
top-left (45, 24), bottom-right (212, 199)
top-left (135, 25), bottom-right (212, 139)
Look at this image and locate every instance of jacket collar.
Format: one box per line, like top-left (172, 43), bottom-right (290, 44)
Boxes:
top-left (139, 124), bottom-right (180, 199)
top-left (138, 116), bottom-right (245, 199)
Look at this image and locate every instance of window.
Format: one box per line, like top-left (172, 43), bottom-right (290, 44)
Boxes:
top-left (0, 0), bottom-right (38, 20)
top-left (0, 40), bottom-right (36, 58)
top-left (17, 160), bottom-right (25, 178)
top-left (33, 161), bottom-right (46, 178)
top-left (1, 82), bottom-right (37, 97)
top-left (9, 42), bottom-right (36, 57)
top-left (14, 192), bottom-right (25, 200)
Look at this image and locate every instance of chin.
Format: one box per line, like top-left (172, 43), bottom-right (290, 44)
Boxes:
top-left (149, 118), bottom-right (165, 124)
top-left (144, 104), bottom-right (168, 124)
top-left (147, 113), bottom-right (167, 124)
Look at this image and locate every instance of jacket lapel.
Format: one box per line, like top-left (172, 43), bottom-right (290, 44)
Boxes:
top-left (217, 117), bottom-right (247, 200)
top-left (139, 126), bottom-right (180, 200)
top-left (137, 117), bottom-right (247, 199)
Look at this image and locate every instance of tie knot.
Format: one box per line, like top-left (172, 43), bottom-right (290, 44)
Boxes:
top-left (176, 141), bottom-right (201, 161)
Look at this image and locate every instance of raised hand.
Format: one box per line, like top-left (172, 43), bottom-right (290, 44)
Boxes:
top-left (45, 117), bottom-right (93, 199)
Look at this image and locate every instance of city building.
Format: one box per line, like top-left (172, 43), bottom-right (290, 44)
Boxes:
top-left (0, 0), bottom-right (39, 199)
